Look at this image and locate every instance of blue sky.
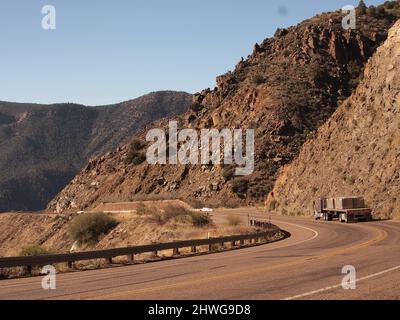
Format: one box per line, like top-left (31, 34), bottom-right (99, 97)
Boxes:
top-left (0, 0), bottom-right (384, 106)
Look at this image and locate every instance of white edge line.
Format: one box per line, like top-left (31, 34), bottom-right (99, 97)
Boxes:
top-left (283, 265), bottom-right (400, 300)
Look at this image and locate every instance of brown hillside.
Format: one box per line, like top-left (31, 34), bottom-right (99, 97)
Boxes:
top-left (268, 19), bottom-right (400, 218)
top-left (49, 2), bottom-right (400, 213)
top-left (0, 91), bottom-right (191, 211)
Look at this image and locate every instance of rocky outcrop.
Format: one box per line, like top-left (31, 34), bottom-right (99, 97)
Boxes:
top-left (48, 4), bottom-right (400, 212)
top-left (268, 19), bottom-right (400, 218)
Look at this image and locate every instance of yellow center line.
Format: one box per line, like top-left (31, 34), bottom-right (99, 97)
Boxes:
top-left (86, 224), bottom-right (387, 300)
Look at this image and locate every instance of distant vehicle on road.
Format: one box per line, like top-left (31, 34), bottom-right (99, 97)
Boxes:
top-left (313, 197), bottom-right (372, 223)
top-left (200, 208), bottom-right (213, 213)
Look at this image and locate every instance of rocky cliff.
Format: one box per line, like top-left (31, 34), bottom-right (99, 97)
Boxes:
top-left (268, 19), bottom-right (400, 218)
top-left (48, 2), bottom-right (400, 212)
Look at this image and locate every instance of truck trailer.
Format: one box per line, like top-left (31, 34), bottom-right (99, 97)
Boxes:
top-left (313, 197), bottom-right (372, 223)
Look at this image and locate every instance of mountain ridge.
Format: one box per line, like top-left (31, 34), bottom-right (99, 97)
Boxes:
top-left (48, 2), bottom-right (400, 213)
top-left (0, 91), bottom-right (192, 211)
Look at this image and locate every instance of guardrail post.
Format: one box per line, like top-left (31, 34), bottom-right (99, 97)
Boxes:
top-left (208, 244), bottom-right (213, 251)
top-left (107, 257), bottom-right (113, 264)
top-left (26, 265), bottom-right (32, 275)
top-left (153, 250), bottom-right (158, 256)
top-left (127, 254), bottom-right (134, 262)
top-left (173, 248), bottom-right (180, 256)
top-left (240, 240), bottom-right (245, 246)
top-left (231, 241), bottom-right (236, 247)
top-left (191, 246), bottom-right (196, 253)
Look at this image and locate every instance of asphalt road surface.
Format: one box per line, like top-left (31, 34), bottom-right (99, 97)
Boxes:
top-left (1, 208), bottom-right (399, 300)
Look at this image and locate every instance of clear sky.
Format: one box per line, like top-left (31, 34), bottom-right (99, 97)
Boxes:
top-left (0, 0), bottom-right (385, 106)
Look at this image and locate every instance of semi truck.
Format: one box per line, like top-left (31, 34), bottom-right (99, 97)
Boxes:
top-left (313, 197), bottom-right (372, 223)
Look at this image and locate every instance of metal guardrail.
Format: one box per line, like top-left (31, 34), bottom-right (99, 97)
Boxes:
top-left (0, 227), bottom-right (280, 270)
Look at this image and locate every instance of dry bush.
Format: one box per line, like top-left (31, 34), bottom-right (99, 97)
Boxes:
top-left (186, 198), bottom-right (206, 209)
top-left (69, 212), bottom-right (119, 245)
top-left (188, 212), bottom-right (211, 227)
top-left (163, 205), bottom-right (190, 221)
top-left (20, 245), bottom-right (55, 257)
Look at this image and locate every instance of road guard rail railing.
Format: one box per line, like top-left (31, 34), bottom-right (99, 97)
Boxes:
top-left (0, 224), bottom-right (281, 271)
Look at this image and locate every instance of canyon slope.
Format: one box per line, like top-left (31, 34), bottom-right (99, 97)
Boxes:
top-left (49, 3), bottom-right (400, 213)
top-left (0, 91), bottom-right (191, 211)
top-left (268, 19), bottom-right (400, 218)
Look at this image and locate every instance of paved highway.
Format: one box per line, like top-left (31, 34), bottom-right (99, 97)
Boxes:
top-left (1, 209), bottom-right (399, 300)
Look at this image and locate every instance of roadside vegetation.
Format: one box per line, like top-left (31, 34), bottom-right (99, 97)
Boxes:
top-left (69, 212), bottom-right (119, 245)
top-left (20, 245), bottom-right (55, 257)
top-left (137, 204), bottom-right (211, 227)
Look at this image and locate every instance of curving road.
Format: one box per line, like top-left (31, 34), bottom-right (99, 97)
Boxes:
top-left (1, 208), bottom-right (399, 300)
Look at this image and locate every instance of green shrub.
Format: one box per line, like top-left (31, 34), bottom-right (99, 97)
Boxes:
top-left (69, 212), bottom-right (119, 245)
top-left (222, 165), bottom-right (235, 181)
top-left (130, 139), bottom-right (145, 151)
top-left (125, 139), bottom-right (147, 165)
top-left (252, 74), bottom-right (265, 85)
top-left (20, 245), bottom-right (55, 257)
top-left (190, 102), bottom-right (203, 113)
top-left (125, 150), bottom-right (146, 165)
top-left (231, 179), bottom-right (249, 196)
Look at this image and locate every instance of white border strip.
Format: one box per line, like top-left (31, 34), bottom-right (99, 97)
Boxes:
top-left (283, 265), bottom-right (400, 300)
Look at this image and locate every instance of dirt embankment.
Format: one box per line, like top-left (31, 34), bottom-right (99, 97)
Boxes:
top-left (0, 206), bottom-right (254, 258)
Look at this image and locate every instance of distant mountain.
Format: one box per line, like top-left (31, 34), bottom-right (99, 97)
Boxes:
top-left (49, 2), bottom-right (400, 213)
top-left (0, 91), bottom-right (192, 211)
top-left (268, 19), bottom-right (400, 218)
